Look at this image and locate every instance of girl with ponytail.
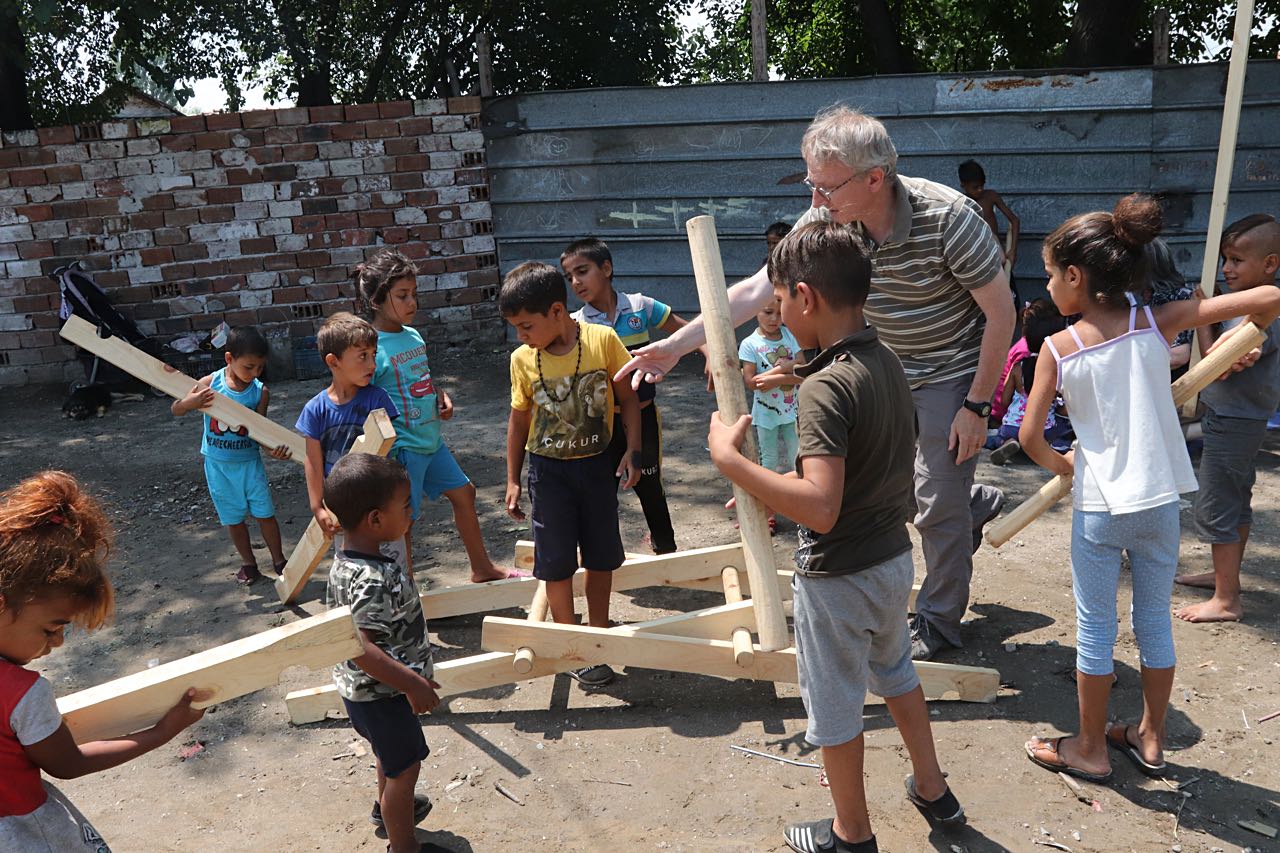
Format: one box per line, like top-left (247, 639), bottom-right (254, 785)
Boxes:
top-left (1020, 195), bottom-right (1280, 783)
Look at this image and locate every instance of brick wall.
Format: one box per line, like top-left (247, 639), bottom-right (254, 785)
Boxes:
top-left (0, 96), bottom-right (499, 386)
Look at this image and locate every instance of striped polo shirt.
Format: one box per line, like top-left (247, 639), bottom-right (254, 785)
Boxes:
top-left (797, 175), bottom-right (1003, 388)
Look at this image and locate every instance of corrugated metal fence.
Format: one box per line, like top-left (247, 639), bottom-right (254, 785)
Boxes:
top-left (483, 62), bottom-right (1280, 313)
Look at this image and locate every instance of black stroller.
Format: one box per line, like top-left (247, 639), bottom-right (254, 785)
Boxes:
top-left (55, 261), bottom-right (163, 395)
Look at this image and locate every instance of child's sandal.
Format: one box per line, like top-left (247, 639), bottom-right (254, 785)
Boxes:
top-left (235, 564), bottom-right (263, 585)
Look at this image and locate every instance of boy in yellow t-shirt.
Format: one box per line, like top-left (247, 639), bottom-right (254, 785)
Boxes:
top-left (500, 261), bottom-right (641, 687)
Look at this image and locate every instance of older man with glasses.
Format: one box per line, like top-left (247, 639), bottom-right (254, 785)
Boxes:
top-left (617, 106), bottom-right (1014, 663)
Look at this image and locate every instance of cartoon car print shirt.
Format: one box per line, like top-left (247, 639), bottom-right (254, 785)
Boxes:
top-left (200, 366), bottom-right (264, 462)
top-left (510, 323), bottom-right (631, 460)
top-left (572, 290), bottom-right (672, 405)
top-left (375, 326), bottom-right (443, 455)
top-left (738, 326), bottom-right (802, 429)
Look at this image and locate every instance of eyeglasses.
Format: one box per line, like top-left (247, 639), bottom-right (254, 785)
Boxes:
top-left (803, 173), bottom-right (858, 202)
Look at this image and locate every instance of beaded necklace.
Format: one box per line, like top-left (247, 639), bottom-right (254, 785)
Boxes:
top-left (536, 321), bottom-right (582, 403)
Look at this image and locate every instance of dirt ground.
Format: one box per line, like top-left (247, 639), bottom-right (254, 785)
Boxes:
top-left (3, 347), bottom-right (1278, 853)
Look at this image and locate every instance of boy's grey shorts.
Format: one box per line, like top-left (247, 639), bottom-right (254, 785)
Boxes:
top-left (792, 550), bottom-right (920, 747)
top-left (1195, 410), bottom-right (1269, 544)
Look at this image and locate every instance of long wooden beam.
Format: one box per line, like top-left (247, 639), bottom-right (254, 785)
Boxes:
top-left (986, 321), bottom-right (1267, 547)
top-left (687, 215), bottom-right (788, 651)
top-left (59, 314), bottom-right (306, 461)
top-left (57, 607), bottom-right (362, 742)
top-left (275, 409), bottom-right (396, 603)
top-left (285, 600), bottom-right (764, 723)
top-left (481, 618), bottom-right (1000, 703)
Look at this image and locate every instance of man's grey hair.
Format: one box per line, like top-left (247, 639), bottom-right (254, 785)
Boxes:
top-left (800, 105), bottom-right (898, 177)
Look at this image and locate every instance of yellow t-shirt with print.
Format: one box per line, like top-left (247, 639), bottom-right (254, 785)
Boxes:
top-left (510, 322), bottom-right (631, 459)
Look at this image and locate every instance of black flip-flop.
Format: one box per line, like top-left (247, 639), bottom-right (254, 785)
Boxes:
top-left (1024, 736), bottom-right (1113, 783)
top-left (904, 775), bottom-right (966, 823)
top-left (783, 818), bottom-right (878, 853)
top-left (1106, 723), bottom-right (1167, 777)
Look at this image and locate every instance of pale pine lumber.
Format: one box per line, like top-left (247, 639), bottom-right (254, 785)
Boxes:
top-left (59, 314), bottom-right (305, 462)
top-left (721, 567), bottom-right (755, 666)
top-left (513, 581), bottom-right (549, 673)
top-left (275, 409), bottom-right (397, 603)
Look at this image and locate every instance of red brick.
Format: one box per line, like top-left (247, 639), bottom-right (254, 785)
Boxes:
top-left (397, 117), bottom-right (434, 135)
top-left (313, 265), bottom-right (348, 283)
top-left (94, 178), bottom-right (127, 197)
top-left (427, 205), bottom-right (460, 223)
top-left (345, 104), bottom-right (379, 122)
top-left (382, 138), bottom-right (418, 156)
top-left (210, 274), bottom-right (246, 293)
top-left (51, 200), bottom-right (87, 218)
top-left (240, 237), bottom-right (275, 254)
top-left (169, 115), bottom-right (207, 133)
top-left (18, 330), bottom-right (56, 347)
top-left (225, 168), bottom-right (258, 185)
top-left (16, 204), bottom-right (53, 222)
top-left (381, 226), bottom-right (408, 244)
top-left (84, 198), bottom-right (121, 216)
top-left (282, 143), bottom-right (318, 161)
top-left (358, 210), bottom-right (395, 228)
top-left (225, 256), bottom-right (263, 274)
top-left (206, 112), bottom-right (242, 131)
top-left (306, 283), bottom-right (341, 301)
top-left (0, 149), bottom-right (19, 167)
top-left (291, 215), bottom-right (326, 234)
top-left (161, 134), bottom-right (195, 152)
top-left (404, 190), bottom-right (438, 207)
top-left (445, 255), bottom-right (478, 272)
top-left (390, 173), bottom-right (424, 190)
top-left (153, 227), bottom-right (186, 246)
top-left (330, 123), bottom-right (367, 141)
top-left (161, 262), bottom-right (194, 281)
top-left (339, 228), bottom-right (375, 246)
top-left (394, 154), bottom-right (429, 172)
top-left (11, 168), bottom-right (46, 187)
top-left (324, 212), bottom-right (359, 230)
top-left (275, 108), bottom-right (310, 126)
top-left (194, 131), bottom-right (232, 150)
top-left (308, 105), bottom-right (345, 123)
top-left (262, 164), bottom-right (296, 181)
top-left (273, 286), bottom-right (306, 303)
top-left (297, 124), bottom-right (331, 143)
top-left (399, 242), bottom-right (429, 260)
top-left (365, 119), bottom-right (399, 138)
top-left (296, 250), bottom-right (330, 268)
top-left (263, 253), bottom-right (298, 271)
top-left (206, 187), bottom-right (242, 204)
top-left (198, 205), bottom-right (235, 224)
top-left (14, 293), bottom-right (56, 312)
top-left (143, 193), bottom-right (176, 210)
top-left (172, 243), bottom-right (209, 261)
top-left (263, 127), bottom-right (299, 145)
top-left (246, 145), bottom-right (283, 165)
top-left (18, 241), bottom-right (54, 259)
top-left (37, 126), bottom-right (75, 145)
top-left (447, 96), bottom-right (482, 114)
top-left (407, 224), bottom-right (441, 242)
top-left (378, 100), bottom-right (413, 118)
top-left (301, 197), bottom-right (338, 216)
top-left (139, 247), bottom-right (174, 265)
top-left (241, 109), bottom-right (278, 129)
top-left (417, 258), bottom-right (445, 274)
top-left (164, 208), bottom-right (199, 227)
top-left (128, 211), bottom-right (165, 230)
top-left (306, 233), bottom-right (337, 249)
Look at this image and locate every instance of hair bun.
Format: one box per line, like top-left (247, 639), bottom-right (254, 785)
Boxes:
top-left (1112, 193), bottom-right (1162, 248)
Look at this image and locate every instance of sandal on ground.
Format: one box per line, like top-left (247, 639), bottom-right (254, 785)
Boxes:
top-left (1105, 722), bottom-right (1167, 777)
top-left (904, 775), bottom-right (965, 824)
top-left (235, 564), bottom-right (262, 585)
top-left (1024, 736), bottom-right (1112, 783)
top-left (270, 560), bottom-right (287, 577)
top-left (370, 793), bottom-right (433, 828)
top-left (784, 818), bottom-right (878, 853)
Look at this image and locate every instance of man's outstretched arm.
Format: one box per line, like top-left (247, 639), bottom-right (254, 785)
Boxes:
top-left (614, 264), bottom-right (773, 389)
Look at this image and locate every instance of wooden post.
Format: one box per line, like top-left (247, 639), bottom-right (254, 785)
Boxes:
top-left (985, 321), bottom-right (1266, 547)
top-left (720, 567), bottom-right (755, 667)
top-left (512, 582), bottom-right (549, 674)
top-left (1181, 0), bottom-right (1255, 417)
top-left (274, 409), bottom-right (397, 603)
top-left (476, 32), bottom-right (494, 97)
top-left (750, 0), bottom-right (768, 82)
top-left (686, 215), bottom-right (788, 651)
top-left (1153, 7), bottom-right (1171, 65)
top-left (59, 314), bottom-right (305, 462)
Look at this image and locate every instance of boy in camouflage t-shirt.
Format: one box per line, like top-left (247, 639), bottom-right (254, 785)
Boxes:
top-left (323, 453), bottom-right (445, 853)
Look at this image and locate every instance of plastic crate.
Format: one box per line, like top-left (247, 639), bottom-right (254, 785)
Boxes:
top-left (292, 336), bottom-right (327, 380)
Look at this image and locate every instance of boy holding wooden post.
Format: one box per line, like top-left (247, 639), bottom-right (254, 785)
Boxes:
top-left (709, 222), bottom-right (962, 853)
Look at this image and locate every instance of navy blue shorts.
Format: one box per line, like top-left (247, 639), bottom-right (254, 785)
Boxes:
top-left (341, 694), bottom-right (429, 779)
top-left (528, 452), bottom-right (625, 582)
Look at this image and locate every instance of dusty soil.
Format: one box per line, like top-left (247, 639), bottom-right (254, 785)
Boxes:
top-left (3, 348), bottom-right (1277, 853)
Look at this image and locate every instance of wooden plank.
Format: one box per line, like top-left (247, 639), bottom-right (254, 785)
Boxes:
top-left (512, 541), bottom-right (645, 571)
top-left (686, 215), bottom-right (788, 651)
top-left (986, 321), bottom-right (1266, 548)
top-left (1180, 0), bottom-right (1255, 417)
top-left (58, 607), bottom-right (363, 742)
top-left (285, 600), bottom-right (763, 723)
top-left (275, 409), bottom-right (397, 603)
top-left (750, 0), bottom-right (768, 82)
top-left (59, 314), bottom-right (306, 462)
top-left (481, 618), bottom-right (1000, 703)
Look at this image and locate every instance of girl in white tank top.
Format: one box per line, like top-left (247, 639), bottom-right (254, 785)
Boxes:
top-left (1019, 195), bottom-right (1280, 786)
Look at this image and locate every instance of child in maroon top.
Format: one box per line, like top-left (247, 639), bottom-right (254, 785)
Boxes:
top-left (0, 471), bottom-right (205, 851)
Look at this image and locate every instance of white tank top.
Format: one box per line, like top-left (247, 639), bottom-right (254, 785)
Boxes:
top-left (1047, 299), bottom-right (1197, 514)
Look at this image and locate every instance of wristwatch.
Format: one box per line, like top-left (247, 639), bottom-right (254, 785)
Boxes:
top-left (961, 398), bottom-right (992, 419)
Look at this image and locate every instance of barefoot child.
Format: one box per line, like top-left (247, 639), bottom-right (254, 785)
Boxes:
top-left (564, 237), bottom-right (700, 554)
top-left (0, 471), bottom-right (206, 850)
top-left (958, 159), bottom-right (1020, 274)
top-left (1020, 197), bottom-right (1280, 782)
top-left (354, 250), bottom-right (521, 582)
top-left (500, 262), bottom-right (641, 687)
top-left (1175, 214), bottom-right (1280, 623)
top-left (710, 222), bottom-right (963, 853)
top-left (171, 326), bottom-right (292, 584)
top-left (323, 454), bottom-right (445, 853)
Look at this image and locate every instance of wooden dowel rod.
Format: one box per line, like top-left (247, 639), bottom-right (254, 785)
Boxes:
top-left (513, 581), bottom-right (549, 674)
top-left (686, 215), bottom-right (789, 651)
top-left (720, 566), bottom-right (755, 667)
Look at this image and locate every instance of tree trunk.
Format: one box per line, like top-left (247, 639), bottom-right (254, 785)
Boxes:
top-left (855, 0), bottom-right (913, 73)
top-left (0, 5), bottom-right (35, 130)
top-left (1066, 0), bottom-right (1148, 67)
top-left (296, 67), bottom-right (333, 106)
